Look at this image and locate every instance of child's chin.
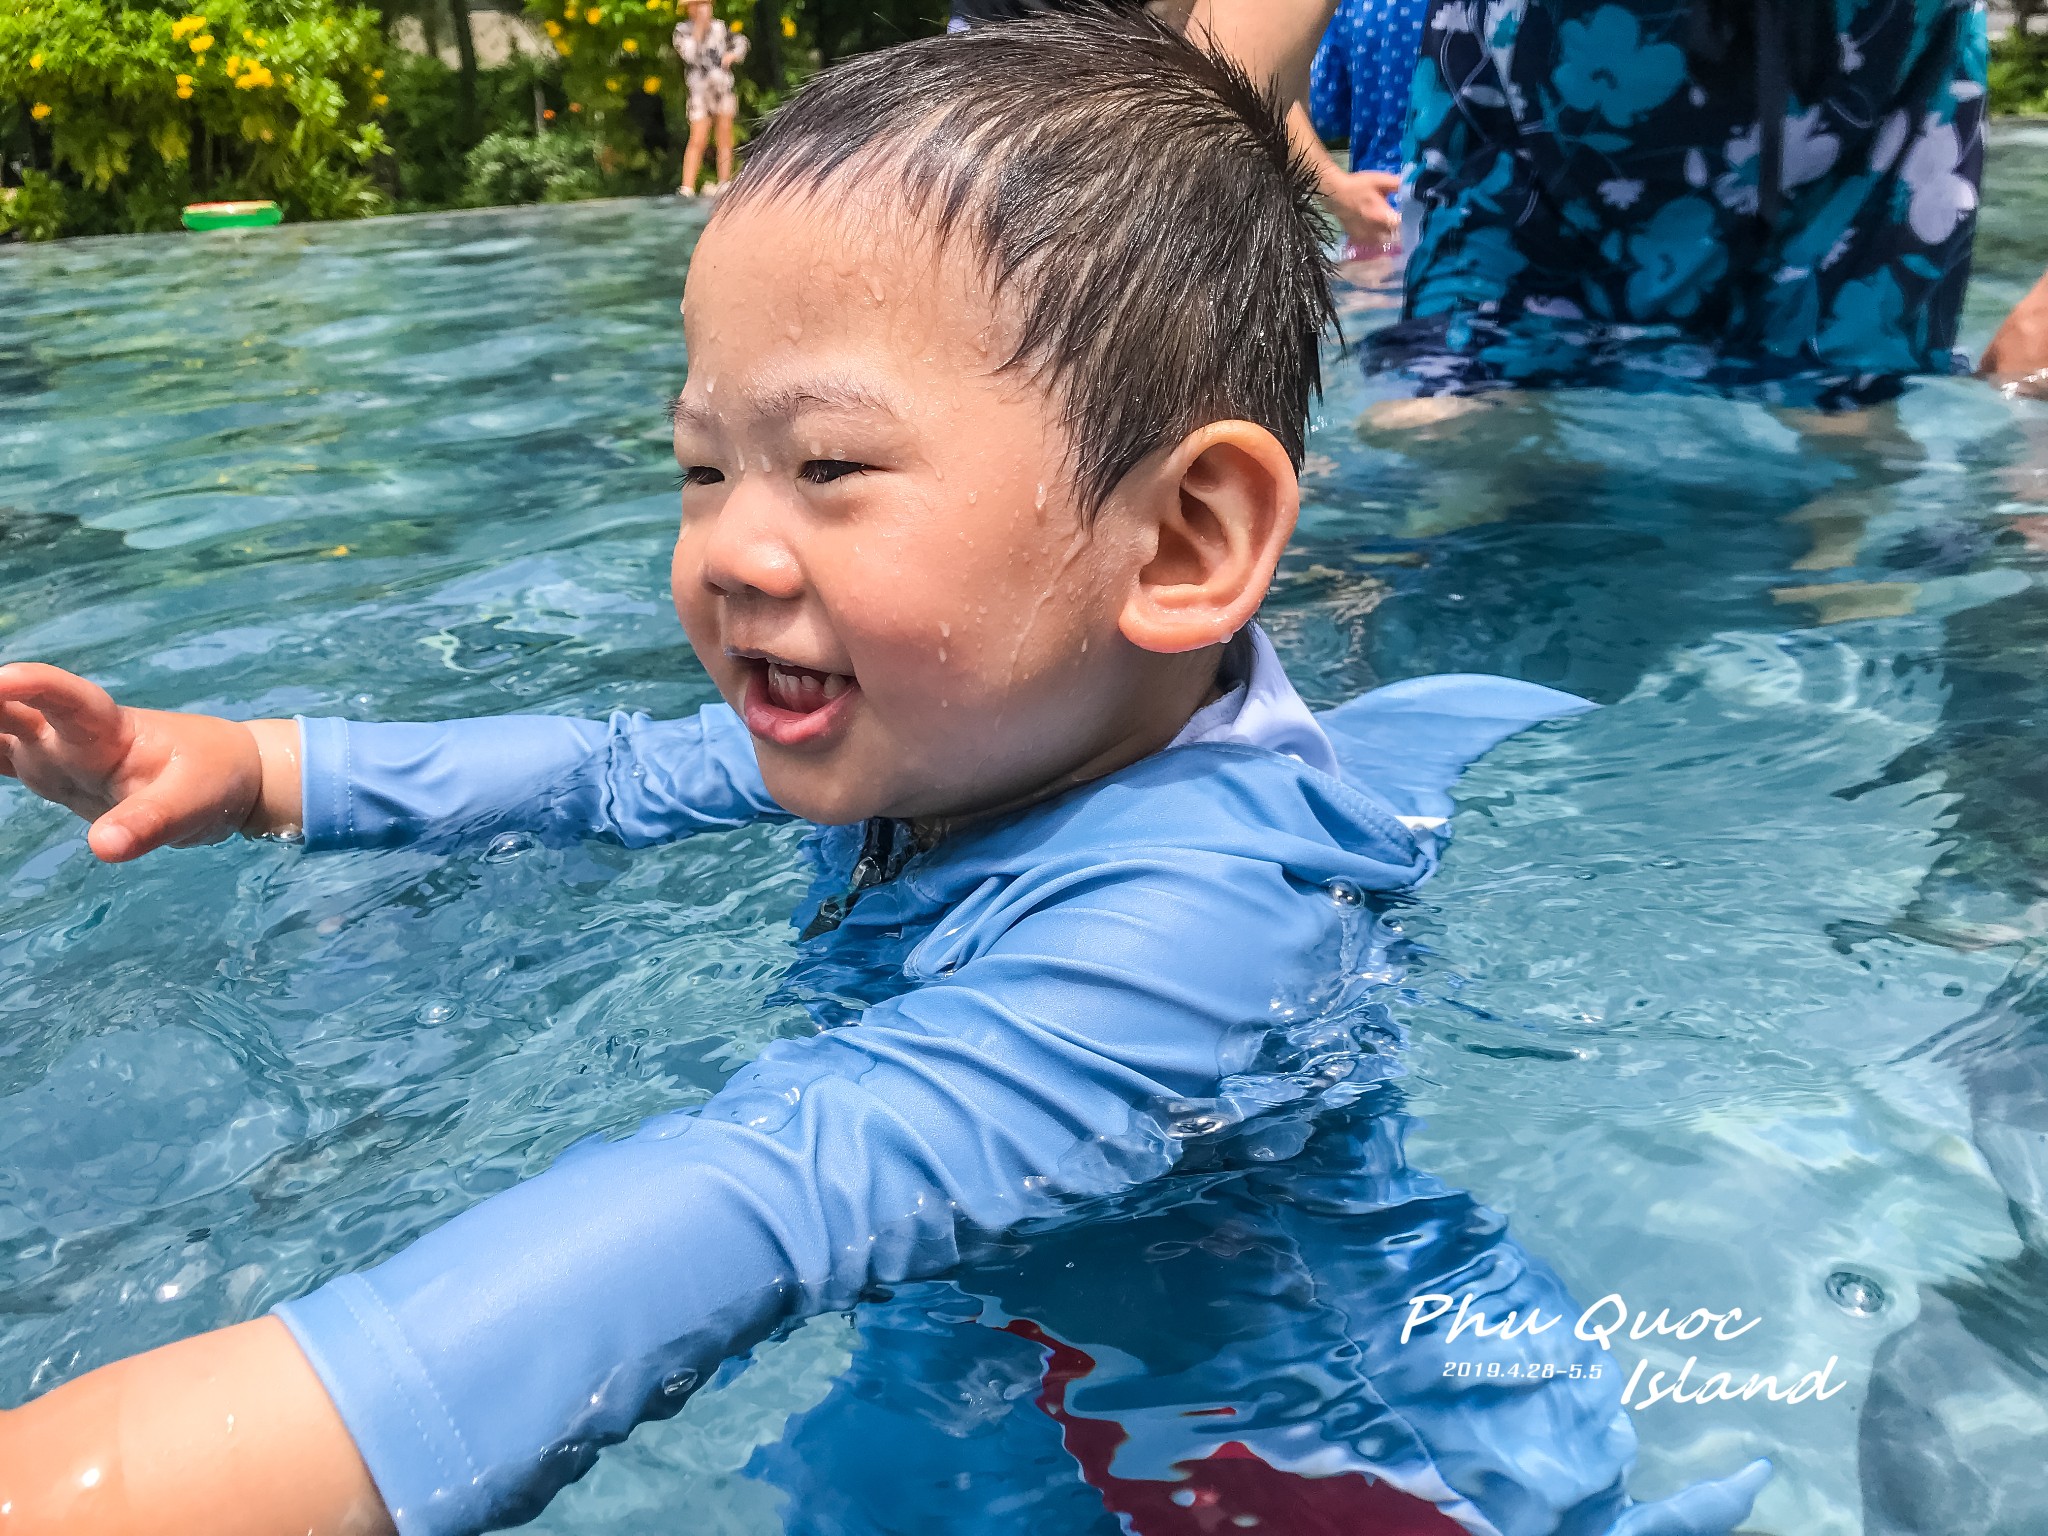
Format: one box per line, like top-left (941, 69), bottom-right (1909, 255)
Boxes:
top-left (756, 762), bottom-right (886, 827)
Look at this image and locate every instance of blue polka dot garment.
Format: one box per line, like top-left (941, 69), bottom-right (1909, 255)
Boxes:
top-left (1308, 0), bottom-right (1429, 175)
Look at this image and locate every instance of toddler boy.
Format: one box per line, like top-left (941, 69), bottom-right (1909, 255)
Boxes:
top-left (0, 13), bottom-right (1762, 1536)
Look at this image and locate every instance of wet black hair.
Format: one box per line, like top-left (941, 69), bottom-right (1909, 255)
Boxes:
top-left (718, 5), bottom-right (1336, 515)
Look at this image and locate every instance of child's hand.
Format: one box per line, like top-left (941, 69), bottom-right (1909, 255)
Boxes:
top-left (0, 664), bottom-right (301, 863)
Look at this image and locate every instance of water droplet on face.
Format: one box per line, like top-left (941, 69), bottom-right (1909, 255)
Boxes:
top-left (418, 1000), bottom-right (458, 1027)
top-left (1824, 1269), bottom-right (1887, 1316)
top-left (937, 647), bottom-right (948, 662)
top-left (965, 489), bottom-right (977, 504)
top-left (485, 831), bottom-right (536, 861)
top-left (1034, 483), bottom-right (1046, 510)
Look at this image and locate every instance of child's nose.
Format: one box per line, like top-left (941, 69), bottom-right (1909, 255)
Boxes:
top-left (696, 484), bottom-right (805, 601)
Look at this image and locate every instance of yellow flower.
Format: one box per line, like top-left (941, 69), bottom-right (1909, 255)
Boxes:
top-left (28, 50), bottom-right (42, 68)
top-left (190, 32), bottom-right (214, 51)
top-left (544, 19), bottom-right (561, 36)
top-left (621, 36), bottom-right (638, 51)
top-left (242, 27), bottom-right (254, 40)
top-left (730, 17), bottom-right (743, 31)
top-left (170, 14), bottom-right (206, 39)
top-left (372, 67), bottom-right (385, 80)
top-left (642, 73), bottom-right (662, 93)
top-left (176, 84), bottom-right (194, 98)
top-left (371, 91), bottom-right (389, 107)
top-left (30, 102), bottom-right (52, 120)
top-left (235, 64), bottom-right (273, 89)
top-left (555, 38), bottom-right (572, 54)
top-left (176, 73), bottom-right (194, 85)
top-left (605, 75), bottom-right (621, 92)
top-left (780, 13), bottom-right (795, 36)
top-left (585, 6), bottom-right (603, 20)
top-left (226, 52), bottom-right (242, 70)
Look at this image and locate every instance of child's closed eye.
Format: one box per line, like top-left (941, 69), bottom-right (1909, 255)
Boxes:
top-left (679, 465), bottom-right (726, 487)
top-left (798, 460), bottom-right (871, 485)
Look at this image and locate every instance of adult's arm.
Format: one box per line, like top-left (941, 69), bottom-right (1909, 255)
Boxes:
top-left (295, 703), bottom-right (786, 851)
top-left (1188, 0), bottom-right (1339, 109)
top-left (1981, 266), bottom-right (2048, 397)
top-left (1287, 102), bottom-right (1399, 248)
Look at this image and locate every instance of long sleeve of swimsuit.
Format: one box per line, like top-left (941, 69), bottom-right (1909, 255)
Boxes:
top-left (275, 799), bottom-right (1361, 1536)
top-left (293, 703), bottom-right (785, 851)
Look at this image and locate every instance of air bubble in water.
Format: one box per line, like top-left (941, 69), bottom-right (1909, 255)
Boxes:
top-left (485, 831), bottom-right (536, 861)
top-left (1824, 1269), bottom-right (1887, 1316)
top-left (418, 1000), bottom-right (458, 1026)
top-left (349, 693), bottom-right (375, 710)
top-left (661, 1368), bottom-right (699, 1397)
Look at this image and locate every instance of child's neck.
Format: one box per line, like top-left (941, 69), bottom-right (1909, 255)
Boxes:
top-left (908, 639), bottom-right (1236, 846)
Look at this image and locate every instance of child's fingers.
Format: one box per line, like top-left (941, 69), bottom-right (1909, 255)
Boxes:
top-left (87, 761), bottom-right (246, 863)
top-left (87, 797), bottom-right (173, 863)
top-left (0, 699), bottom-right (47, 743)
top-left (0, 662), bottom-right (122, 741)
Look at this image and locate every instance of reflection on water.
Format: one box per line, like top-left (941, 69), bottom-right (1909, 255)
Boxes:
top-left (1, 133), bottom-right (2047, 1534)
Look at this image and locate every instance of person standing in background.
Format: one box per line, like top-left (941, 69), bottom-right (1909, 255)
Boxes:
top-left (1289, 0), bottom-right (1428, 254)
top-left (675, 0), bottom-right (749, 197)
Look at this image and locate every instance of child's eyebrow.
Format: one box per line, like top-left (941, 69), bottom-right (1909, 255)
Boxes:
top-left (666, 377), bottom-right (905, 432)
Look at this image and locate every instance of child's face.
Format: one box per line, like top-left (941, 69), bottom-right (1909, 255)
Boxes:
top-left (671, 194), bottom-right (1179, 826)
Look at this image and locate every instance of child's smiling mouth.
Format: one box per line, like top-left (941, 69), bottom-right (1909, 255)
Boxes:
top-left (737, 654), bottom-right (861, 747)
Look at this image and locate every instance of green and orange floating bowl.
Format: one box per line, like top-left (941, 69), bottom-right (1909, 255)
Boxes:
top-left (181, 200), bottom-right (283, 232)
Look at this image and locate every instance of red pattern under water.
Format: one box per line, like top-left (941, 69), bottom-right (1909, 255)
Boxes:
top-left (1001, 1319), bottom-right (1469, 1536)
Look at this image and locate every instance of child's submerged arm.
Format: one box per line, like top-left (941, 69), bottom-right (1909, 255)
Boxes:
top-left (0, 1317), bottom-right (391, 1536)
top-left (267, 841), bottom-right (1338, 1536)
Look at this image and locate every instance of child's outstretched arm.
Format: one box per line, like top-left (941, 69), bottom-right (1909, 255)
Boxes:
top-left (0, 663), bottom-right (302, 862)
top-left (0, 662), bottom-right (787, 859)
top-left (0, 1317), bottom-right (391, 1536)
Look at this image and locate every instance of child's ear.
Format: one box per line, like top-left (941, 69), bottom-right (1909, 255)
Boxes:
top-left (1117, 421), bottom-right (1298, 655)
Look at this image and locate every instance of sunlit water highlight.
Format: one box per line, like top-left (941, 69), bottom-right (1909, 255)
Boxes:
top-left (2, 128), bottom-right (2047, 1534)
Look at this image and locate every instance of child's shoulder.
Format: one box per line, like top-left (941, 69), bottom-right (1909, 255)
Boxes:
top-left (923, 740), bottom-right (1432, 898)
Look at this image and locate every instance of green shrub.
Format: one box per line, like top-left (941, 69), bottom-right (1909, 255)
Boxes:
top-left (1990, 30), bottom-right (2048, 115)
top-left (462, 125), bottom-right (602, 204)
top-left (0, 0), bottom-right (389, 238)
top-left (380, 50), bottom-right (558, 208)
top-left (0, 169), bottom-right (68, 239)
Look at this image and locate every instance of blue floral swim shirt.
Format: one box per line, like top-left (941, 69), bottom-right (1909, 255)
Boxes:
top-left (1377, 0), bottom-right (1989, 405)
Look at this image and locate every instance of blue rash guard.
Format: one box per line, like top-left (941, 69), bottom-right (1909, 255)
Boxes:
top-left (270, 630), bottom-right (1758, 1536)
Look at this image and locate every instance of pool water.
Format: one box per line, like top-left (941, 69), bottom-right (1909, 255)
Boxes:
top-left (4, 127), bottom-right (2048, 1535)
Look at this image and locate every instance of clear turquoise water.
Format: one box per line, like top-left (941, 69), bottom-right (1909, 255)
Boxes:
top-left (3, 129), bottom-right (2048, 1534)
